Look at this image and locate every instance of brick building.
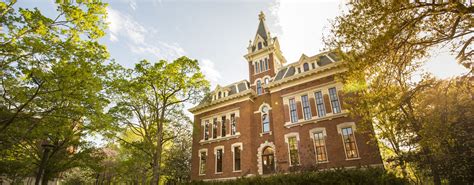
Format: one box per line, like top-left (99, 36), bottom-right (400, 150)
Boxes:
top-left (189, 12), bottom-right (383, 181)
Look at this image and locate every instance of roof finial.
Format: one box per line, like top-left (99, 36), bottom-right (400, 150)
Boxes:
top-left (258, 11), bottom-right (265, 21)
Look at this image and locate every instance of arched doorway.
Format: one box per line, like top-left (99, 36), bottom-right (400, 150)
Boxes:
top-left (261, 146), bottom-right (275, 174)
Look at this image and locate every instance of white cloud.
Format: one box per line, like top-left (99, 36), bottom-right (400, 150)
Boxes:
top-left (199, 59), bottom-right (221, 88)
top-left (128, 0), bottom-right (137, 10)
top-left (106, 7), bottom-right (185, 60)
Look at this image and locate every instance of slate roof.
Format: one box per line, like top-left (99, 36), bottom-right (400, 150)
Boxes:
top-left (273, 52), bottom-right (341, 83)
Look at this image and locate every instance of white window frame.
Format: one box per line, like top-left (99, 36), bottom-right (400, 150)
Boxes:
top-left (309, 128), bottom-right (329, 163)
top-left (284, 132), bottom-right (300, 166)
top-left (337, 122), bottom-right (360, 160)
top-left (328, 87), bottom-right (342, 114)
top-left (231, 142), bottom-right (243, 172)
top-left (214, 146), bottom-right (224, 174)
top-left (288, 98), bottom-right (298, 123)
top-left (198, 148), bottom-right (208, 175)
top-left (300, 94), bottom-right (312, 120)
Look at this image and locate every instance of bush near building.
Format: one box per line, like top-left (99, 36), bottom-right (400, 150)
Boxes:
top-left (186, 167), bottom-right (408, 185)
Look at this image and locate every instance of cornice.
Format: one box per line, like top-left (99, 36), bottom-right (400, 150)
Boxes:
top-left (189, 89), bottom-right (255, 115)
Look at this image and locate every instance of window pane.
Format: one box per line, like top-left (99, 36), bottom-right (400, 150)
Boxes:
top-left (289, 98), bottom-right (298, 123)
top-left (216, 149), bottom-right (223, 172)
top-left (329, 87), bottom-right (341, 113)
top-left (301, 95), bottom-right (312, 120)
top-left (221, 116), bottom-right (226, 137)
top-left (200, 152), bottom-right (207, 174)
top-left (204, 121), bottom-right (209, 140)
top-left (303, 63), bottom-right (309, 71)
top-left (234, 146), bottom-right (241, 171)
top-left (341, 127), bottom-right (358, 158)
top-left (314, 91), bottom-right (326, 117)
top-left (313, 132), bottom-right (327, 162)
top-left (257, 80), bottom-right (262, 95)
top-left (231, 114), bottom-right (236, 135)
top-left (288, 137), bottom-right (300, 165)
top-left (213, 118), bottom-right (218, 139)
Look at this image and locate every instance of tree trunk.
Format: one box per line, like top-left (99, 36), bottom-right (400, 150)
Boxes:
top-left (151, 121), bottom-right (164, 184)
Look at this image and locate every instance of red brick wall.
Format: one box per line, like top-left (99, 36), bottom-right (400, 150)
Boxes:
top-left (190, 74), bottom-right (383, 181)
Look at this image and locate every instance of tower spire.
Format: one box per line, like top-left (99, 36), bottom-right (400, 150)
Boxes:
top-left (258, 11), bottom-right (265, 21)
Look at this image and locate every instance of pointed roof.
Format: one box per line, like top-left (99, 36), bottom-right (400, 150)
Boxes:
top-left (256, 11), bottom-right (268, 41)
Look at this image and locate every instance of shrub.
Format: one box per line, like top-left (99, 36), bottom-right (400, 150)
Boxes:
top-left (184, 167), bottom-right (408, 185)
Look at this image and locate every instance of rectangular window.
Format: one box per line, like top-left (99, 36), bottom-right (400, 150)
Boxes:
top-left (260, 60), bottom-right (264, 72)
top-left (257, 80), bottom-right (262, 95)
top-left (255, 62), bottom-right (259, 73)
top-left (221, 116), bottom-right (226, 137)
top-left (313, 132), bottom-right (328, 162)
top-left (288, 136), bottom-right (300, 166)
top-left (264, 58), bottom-right (269, 71)
top-left (301, 95), bottom-right (312, 120)
top-left (199, 151), bottom-right (207, 175)
top-left (216, 149), bottom-right (223, 173)
top-left (230, 114), bottom-right (236, 135)
top-left (342, 127), bottom-right (359, 159)
top-left (289, 98), bottom-right (298, 123)
top-left (212, 118), bottom-right (218, 139)
top-left (234, 146), bottom-right (241, 171)
top-left (329, 87), bottom-right (341, 113)
top-left (204, 120), bottom-right (209, 140)
top-left (314, 91), bottom-right (326, 117)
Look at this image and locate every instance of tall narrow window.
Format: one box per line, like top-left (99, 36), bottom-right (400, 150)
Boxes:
top-left (257, 80), bottom-right (262, 95)
top-left (264, 58), bottom-right (269, 71)
top-left (221, 116), bottom-right (226, 137)
top-left (288, 136), bottom-right (300, 166)
top-left (329, 87), bottom-right (341, 113)
top-left (216, 149), bottom-right (223, 173)
top-left (313, 132), bottom-right (328, 162)
top-left (301, 95), bottom-right (312, 120)
top-left (253, 62), bottom-right (258, 74)
top-left (261, 106), bottom-right (270, 133)
top-left (303, 63), bottom-right (309, 72)
top-left (218, 92), bottom-right (221, 99)
top-left (212, 118), bottom-right (218, 139)
top-left (289, 98), bottom-right (298, 123)
top-left (234, 146), bottom-right (241, 171)
top-left (255, 61), bottom-right (260, 73)
top-left (204, 120), bottom-right (209, 140)
top-left (199, 151), bottom-right (207, 175)
top-left (260, 60), bottom-right (264, 72)
top-left (258, 42), bottom-right (262, 50)
top-left (342, 127), bottom-right (359, 159)
top-left (230, 114), bottom-right (236, 135)
top-left (314, 91), bottom-right (326, 117)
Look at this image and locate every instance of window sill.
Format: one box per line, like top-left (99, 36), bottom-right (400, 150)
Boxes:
top-left (215, 172), bottom-right (223, 175)
top-left (345, 157), bottom-right (361, 161)
top-left (200, 133), bottom-right (241, 145)
top-left (199, 174), bottom-right (206, 176)
top-left (233, 170), bottom-right (242, 173)
top-left (316, 161), bottom-right (329, 164)
top-left (284, 112), bottom-right (349, 128)
top-left (259, 131), bottom-right (272, 137)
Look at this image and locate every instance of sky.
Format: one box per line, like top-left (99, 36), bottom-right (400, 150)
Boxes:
top-left (18, 0), bottom-right (469, 88)
top-left (15, 0), bottom-right (469, 146)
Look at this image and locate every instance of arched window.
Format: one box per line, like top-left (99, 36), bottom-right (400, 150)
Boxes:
top-left (262, 106), bottom-right (270, 133)
top-left (218, 92), bottom-right (221, 98)
top-left (264, 77), bottom-right (270, 85)
top-left (256, 80), bottom-right (262, 95)
top-left (303, 63), bottom-right (309, 72)
top-left (258, 42), bottom-right (262, 50)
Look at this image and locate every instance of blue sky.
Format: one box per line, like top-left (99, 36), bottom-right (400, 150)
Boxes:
top-left (18, 0), bottom-right (469, 88)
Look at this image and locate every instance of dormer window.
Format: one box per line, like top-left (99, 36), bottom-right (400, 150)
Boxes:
top-left (303, 63), bottom-right (309, 72)
top-left (218, 92), bottom-right (222, 98)
top-left (258, 42), bottom-right (262, 50)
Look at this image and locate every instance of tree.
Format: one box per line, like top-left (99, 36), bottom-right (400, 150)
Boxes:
top-left (108, 57), bottom-right (209, 184)
top-left (325, 1), bottom-right (473, 184)
top-left (0, 1), bottom-right (111, 184)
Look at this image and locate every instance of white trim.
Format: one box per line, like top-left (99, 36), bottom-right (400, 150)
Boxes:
top-left (256, 142), bottom-right (276, 175)
top-left (200, 132), bottom-right (240, 145)
top-left (337, 122), bottom-right (360, 160)
top-left (231, 142), bottom-right (243, 172)
top-left (284, 111), bottom-right (349, 128)
top-left (198, 149), bottom-right (208, 176)
top-left (327, 86), bottom-right (342, 114)
top-left (254, 102), bottom-right (272, 114)
top-left (309, 128), bottom-right (329, 163)
top-left (284, 132), bottom-right (301, 166)
top-left (300, 93), bottom-right (312, 120)
top-left (214, 146), bottom-right (224, 174)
